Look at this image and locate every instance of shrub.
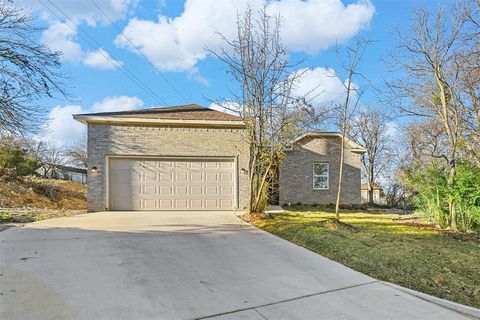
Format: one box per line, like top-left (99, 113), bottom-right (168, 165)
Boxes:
top-left (401, 162), bottom-right (480, 232)
top-left (0, 140), bottom-right (38, 176)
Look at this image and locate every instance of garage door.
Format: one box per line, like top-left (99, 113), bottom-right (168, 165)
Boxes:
top-left (109, 158), bottom-right (235, 210)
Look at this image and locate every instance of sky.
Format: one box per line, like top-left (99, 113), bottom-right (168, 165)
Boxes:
top-left (16, 0), bottom-right (442, 146)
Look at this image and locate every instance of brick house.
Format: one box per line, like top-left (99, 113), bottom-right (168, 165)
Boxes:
top-left (74, 104), bottom-right (365, 212)
top-left (279, 132), bottom-right (366, 206)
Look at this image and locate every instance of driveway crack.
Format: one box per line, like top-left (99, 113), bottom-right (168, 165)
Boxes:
top-left (194, 280), bottom-right (378, 319)
top-left (253, 309), bottom-right (269, 320)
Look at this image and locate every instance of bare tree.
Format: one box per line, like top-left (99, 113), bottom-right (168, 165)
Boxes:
top-left (35, 141), bottom-right (67, 178)
top-left (66, 139), bottom-right (87, 168)
top-left (348, 108), bottom-right (394, 205)
top-left (209, 7), bottom-right (326, 213)
top-left (455, 0), bottom-right (480, 163)
top-left (386, 3), bottom-right (468, 230)
top-left (0, 1), bottom-right (67, 136)
top-left (334, 36), bottom-right (370, 219)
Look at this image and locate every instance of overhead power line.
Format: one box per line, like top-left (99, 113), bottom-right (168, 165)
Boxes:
top-left (90, 0), bottom-right (190, 103)
top-left (39, 0), bottom-right (169, 106)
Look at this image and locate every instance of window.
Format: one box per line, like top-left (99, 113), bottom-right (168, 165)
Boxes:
top-left (313, 163), bottom-right (329, 190)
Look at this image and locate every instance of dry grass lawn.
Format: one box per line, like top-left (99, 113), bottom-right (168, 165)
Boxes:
top-left (0, 174), bottom-right (87, 225)
top-left (253, 206), bottom-right (480, 308)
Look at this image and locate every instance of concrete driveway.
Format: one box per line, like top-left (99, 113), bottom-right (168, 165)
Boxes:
top-left (0, 211), bottom-right (477, 320)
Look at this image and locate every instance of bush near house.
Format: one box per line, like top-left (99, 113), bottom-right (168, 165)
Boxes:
top-left (254, 207), bottom-right (480, 308)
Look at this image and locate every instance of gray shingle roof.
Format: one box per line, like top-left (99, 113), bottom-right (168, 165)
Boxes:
top-left (78, 104), bottom-right (241, 121)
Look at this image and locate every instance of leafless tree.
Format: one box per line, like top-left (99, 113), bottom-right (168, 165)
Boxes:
top-left (35, 141), bottom-right (67, 178)
top-left (348, 108), bottom-right (394, 205)
top-left (386, 3), bottom-right (468, 230)
top-left (209, 7), bottom-right (327, 212)
top-left (66, 139), bottom-right (87, 168)
top-left (334, 36), bottom-right (370, 219)
top-left (455, 0), bottom-right (480, 163)
top-left (0, 1), bottom-right (68, 136)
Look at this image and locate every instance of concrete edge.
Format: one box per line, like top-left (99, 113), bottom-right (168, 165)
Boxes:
top-left (382, 281), bottom-right (480, 319)
top-left (264, 205), bottom-right (286, 214)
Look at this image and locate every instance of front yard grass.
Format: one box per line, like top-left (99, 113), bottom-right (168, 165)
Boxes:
top-left (253, 206), bottom-right (480, 308)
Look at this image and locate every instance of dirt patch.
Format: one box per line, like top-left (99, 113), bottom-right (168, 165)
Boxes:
top-left (442, 231), bottom-right (480, 244)
top-left (241, 212), bottom-right (273, 223)
top-left (0, 173), bottom-right (86, 210)
top-left (318, 218), bottom-right (359, 233)
top-left (0, 208), bottom-right (86, 227)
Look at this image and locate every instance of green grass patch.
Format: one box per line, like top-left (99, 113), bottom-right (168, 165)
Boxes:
top-left (253, 207), bottom-right (480, 308)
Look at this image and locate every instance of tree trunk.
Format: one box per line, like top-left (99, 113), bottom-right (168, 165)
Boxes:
top-left (368, 165), bottom-right (374, 205)
top-left (448, 160), bottom-right (458, 230)
top-left (368, 185), bottom-right (374, 205)
top-left (251, 162), bottom-right (273, 212)
top-left (335, 135), bottom-right (346, 219)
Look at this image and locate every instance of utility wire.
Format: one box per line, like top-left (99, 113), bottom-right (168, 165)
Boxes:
top-left (39, 0), bottom-right (169, 106)
top-left (90, 0), bottom-right (190, 103)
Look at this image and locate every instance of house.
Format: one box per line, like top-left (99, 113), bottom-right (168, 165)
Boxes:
top-left (280, 132), bottom-right (366, 206)
top-left (37, 164), bottom-right (87, 184)
top-left (74, 104), bottom-right (250, 212)
top-left (361, 183), bottom-right (387, 205)
top-left (74, 104), bottom-right (366, 212)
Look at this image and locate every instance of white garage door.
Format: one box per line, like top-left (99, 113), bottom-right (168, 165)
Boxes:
top-left (109, 158), bottom-right (235, 210)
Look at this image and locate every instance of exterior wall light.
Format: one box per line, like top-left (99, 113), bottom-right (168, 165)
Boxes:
top-left (91, 166), bottom-right (98, 173)
top-left (241, 168), bottom-right (248, 174)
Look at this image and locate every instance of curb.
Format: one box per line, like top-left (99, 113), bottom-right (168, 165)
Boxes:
top-left (382, 281), bottom-right (480, 319)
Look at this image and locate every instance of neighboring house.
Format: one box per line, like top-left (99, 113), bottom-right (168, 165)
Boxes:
top-left (37, 164), bottom-right (87, 184)
top-left (73, 105), bottom-right (366, 212)
top-left (361, 183), bottom-right (387, 205)
top-left (280, 132), bottom-right (366, 206)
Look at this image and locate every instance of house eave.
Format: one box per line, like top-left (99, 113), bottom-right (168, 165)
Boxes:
top-left (73, 115), bottom-right (247, 128)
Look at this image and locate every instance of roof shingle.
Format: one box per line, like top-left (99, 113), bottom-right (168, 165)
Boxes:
top-left (78, 104), bottom-right (241, 121)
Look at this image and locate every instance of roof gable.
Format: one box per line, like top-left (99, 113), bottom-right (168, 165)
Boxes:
top-left (292, 131), bottom-right (367, 154)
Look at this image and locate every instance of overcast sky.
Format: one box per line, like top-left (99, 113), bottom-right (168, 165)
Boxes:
top-left (18, 0), bottom-right (440, 146)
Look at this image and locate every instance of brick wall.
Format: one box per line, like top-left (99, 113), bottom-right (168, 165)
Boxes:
top-left (279, 136), bottom-right (362, 205)
top-left (87, 123), bottom-right (250, 212)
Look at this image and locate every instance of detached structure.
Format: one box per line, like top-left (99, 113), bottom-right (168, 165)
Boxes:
top-left (37, 164), bottom-right (87, 184)
top-left (74, 105), bottom-right (366, 212)
top-left (361, 183), bottom-right (387, 205)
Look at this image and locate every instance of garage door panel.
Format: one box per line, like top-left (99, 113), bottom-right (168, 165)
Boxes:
top-left (158, 186), bottom-right (172, 195)
top-left (158, 199), bottom-right (173, 209)
top-left (142, 171), bottom-right (157, 182)
top-left (190, 172), bottom-right (203, 182)
top-left (220, 185), bottom-right (233, 195)
top-left (175, 185), bottom-right (188, 195)
top-left (220, 162), bottom-right (233, 168)
top-left (220, 199), bottom-right (233, 208)
top-left (175, 172), bottom-right (188, 181)
top-left (220, 172), bottom-right (233, 182)
top-left (205, 185), bottom-right (217, 195)
top-left (190, 199), bottom-right (202, 208)
top-left (175, 199), bottom-right (189, 209)
top-left (190, 185), bottom-right (202, 195)
top-left (142, 199), bottom-right (157, 209)
top-left (205, 172), bottom-right (218, 182)
top-left (141, 185), bottom-right (157, 195)
top-left (205, 199), bottom-right (218, 209)
top-left (110, 158), bottom-right (235, 210)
